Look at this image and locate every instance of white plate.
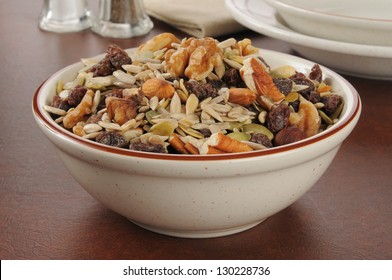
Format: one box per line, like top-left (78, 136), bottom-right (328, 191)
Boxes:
top-left (225, 0), bottom-right (392, 80)
top-left (264, 0), bottom-right (392, 46)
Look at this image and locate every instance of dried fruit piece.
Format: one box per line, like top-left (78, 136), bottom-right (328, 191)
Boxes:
top-left (274, 125), bottom-right (306, 146)
top-left (96, 131), bottom-right (128, 148)
top-left (141, 78), bottom-right (175, 100)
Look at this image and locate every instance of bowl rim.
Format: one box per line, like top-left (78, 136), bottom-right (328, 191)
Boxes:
top-left (265, 0), bottom-right (392, 25)
top-left (32, 49), bottom-right (361, 161)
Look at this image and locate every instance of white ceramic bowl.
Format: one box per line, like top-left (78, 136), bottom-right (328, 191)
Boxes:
top-left (264, 0), bottom-right (392, 46)
top-left (32, 49), bottom-right (361, 238)
top-left (226, 0), bottom-right (392, 80)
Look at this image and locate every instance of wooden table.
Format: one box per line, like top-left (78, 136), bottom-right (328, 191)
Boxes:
top-left (1, 1), bottom-right (391, 260)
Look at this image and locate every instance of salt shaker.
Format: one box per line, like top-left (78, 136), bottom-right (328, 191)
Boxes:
top-left (39, 0), bottom-right (92, 33)
top-left (92, 0), bottom-right (153, 38)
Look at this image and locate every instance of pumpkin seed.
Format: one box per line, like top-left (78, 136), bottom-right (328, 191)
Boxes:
top-left (227, 132), bottom-right (251, 141)
top-left (318, 110), bottom-right (333, 125)
top-left (56, 80), bottom-right (64, 94)
top-left (145, 110), bottom-right (158, 124)
top-left (330, 101), bottom-right (344, 120)
top-left (241, 123), bottom-right (274, 140)
top-left (150, 121), bottom-right (177, 136)
top-left (179, 124), bottom-right (205, 139)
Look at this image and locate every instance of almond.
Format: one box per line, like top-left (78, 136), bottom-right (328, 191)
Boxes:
top-left (141, 78), bottom-right (175, 100)
top-left (228, 88), bottom-right (256, 106)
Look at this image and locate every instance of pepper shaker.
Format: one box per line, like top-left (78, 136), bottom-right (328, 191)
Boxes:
top-left (39, 0), bottom-right (92, 33)
top-left (92, 0), bottom-right (153, 38)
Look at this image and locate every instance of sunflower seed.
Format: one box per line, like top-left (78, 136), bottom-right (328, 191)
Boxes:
top-left (83, 123), bottom-right (102, 134)
top-left (43, 105), bottom-right (67, 116)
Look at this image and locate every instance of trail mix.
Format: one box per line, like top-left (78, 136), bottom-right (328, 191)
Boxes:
top-left (44, 33), bottom-right (343, 155)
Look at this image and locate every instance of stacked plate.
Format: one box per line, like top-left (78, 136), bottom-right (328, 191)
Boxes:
top-left (225, 0), bottom-right (392, 80)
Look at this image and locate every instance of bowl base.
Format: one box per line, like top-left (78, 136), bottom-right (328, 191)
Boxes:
top-left (129, 219), bottom-right (266, 238)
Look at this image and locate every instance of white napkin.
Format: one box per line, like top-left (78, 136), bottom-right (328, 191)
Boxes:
top-left (144, 0), bottom-right (246, 37)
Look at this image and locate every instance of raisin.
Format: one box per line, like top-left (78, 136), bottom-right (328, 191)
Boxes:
top-left (96, 131), bottom-right (128, 148)
top-left (290, 73), bottom-right (315, 100)
top-left (274, 125), bottom-right (306, 146)
top-left (321, 94), bottom-right (342, 115)
top-left (51, 95), bottom-right (70, 112)
top-left (88, 57), bottom-right (115, 77)
top-left (185, 80), bottom-right (218, 100)
top-left (67, 85), bottom-right (87, 107)
top-left (308, 91), bottom-right (321, 104)
top-left (309, 64), bottom-right (322, 82)
top-left (267, 103), bottom-right (290, 133)
top-left (87, 45), bottom-right (132, 77)
top-left (130, 142), bottom-right (167, 153)
top-left (106, 45), bottom-right (132, 70)
top-left (273, 78), bottom-right (293, 95)
top-left (250, 133), bottom-right (273, 148)
top-left (103, 89), bottom-right (124, 98)
top-left (289, 99), bottom-right (300, 112)
top-left (206, 78), bottom-right (225, 90)
top-left (222, 68), bottom-right (244, 88)
top-left (86, 112), bottom-right (104, 124)
top-left (200, 128), bottom-right (212, 138)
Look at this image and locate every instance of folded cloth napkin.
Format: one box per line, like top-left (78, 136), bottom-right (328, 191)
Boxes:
top-left (144, 0), bottom-right (246, 37)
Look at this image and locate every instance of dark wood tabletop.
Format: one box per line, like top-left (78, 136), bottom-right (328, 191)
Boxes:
top-left (1, 1), bottom-right (391, 260)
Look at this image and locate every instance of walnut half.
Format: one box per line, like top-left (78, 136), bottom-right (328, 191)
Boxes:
top-left (105, 95), bottom-right (141, 126)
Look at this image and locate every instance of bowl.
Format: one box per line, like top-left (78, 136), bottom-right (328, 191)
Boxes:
top-left (32, 49), bottom-right (361, 238)
top-left (226, 0), bottom-right (392, 80)
top-left (264, 0), bottom-right (392, 46)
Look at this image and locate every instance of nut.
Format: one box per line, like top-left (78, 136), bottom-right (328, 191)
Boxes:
top-left (164, 47), bottom-right (189, 78)
top-left (137, 32), bottom-right (180, 54)
top-left (105, 96), bottom-right (140, 126)
top-left (290, 96), bottom-right (321, 137)
top-left (63, 89), bottom-right (94, 129)
top-left (240, 57), bottom-right (285, 109)
top-left (141, 78), bottom-right (175, 100)
top-left (228, 88), bottom-right (256, 106)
